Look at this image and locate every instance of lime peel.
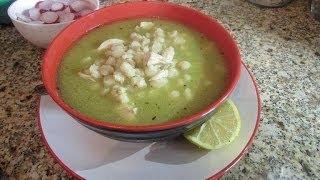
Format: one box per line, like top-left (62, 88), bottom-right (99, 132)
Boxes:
top-left (184, 100), bottom-right (241, 150)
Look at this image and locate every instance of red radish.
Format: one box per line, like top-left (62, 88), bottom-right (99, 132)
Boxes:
top-left (16, 13), bottom-right (32, 23)
top-left (51, 2), bottom-right (65, 11)
top-left (16, 0), bottom-right (95, 24)
top-left (63, 6), bottom-right (71, 13)
top-left (56, 10), bottom-right (64, 17)
top-left (79, 9), bottom-right (92, 16)
top-left (53, 0), bottom-right (74, 5)
top-left (39, 9), bottom-right (48, 13)
top-left (74, 13), bottom-right (81, 19)
top-left (35, 1), bottom-right (43, 8)
top-left (22, 9), bottom-right (30, 17)
top-left (59, 12), bottom-right (75, 22)
top-left (38, 0), bottom-right (53, 10)
top-left (56, 7), bottom-right (71, 17)
top-left (29, 8), bottom-right (41, 20)
top-left (70, 0), bottom-right (90, 12)
top-left (40, 11), bottom-right (59, 24)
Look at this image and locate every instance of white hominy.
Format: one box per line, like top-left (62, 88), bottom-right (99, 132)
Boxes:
top-left (89, 64), bottom-right (101, 78)
top-left (184, 88), bottom-right (192, 99)
top-left (170, 90), bottom-right (180, 98)
top-left (150, 78), bottom-right (168, 88)
top-left (99, 65), bottom-right (114, 76)
top-left (78, 21), bottom-right (191, 119)
top-left (178, 61), bottom-right (191, 71)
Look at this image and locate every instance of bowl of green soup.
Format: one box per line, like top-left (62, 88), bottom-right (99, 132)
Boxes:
top-left (42, 1), bottom-right (241, 141)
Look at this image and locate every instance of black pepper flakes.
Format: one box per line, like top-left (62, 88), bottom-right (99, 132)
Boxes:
top-left (152, 116), bottom-right (157, 120)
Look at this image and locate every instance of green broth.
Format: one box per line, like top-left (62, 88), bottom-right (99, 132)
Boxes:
top-left (58, 19), bottom-right (228, 126)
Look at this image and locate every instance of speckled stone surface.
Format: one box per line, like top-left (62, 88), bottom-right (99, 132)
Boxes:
top-left (0, 0), bottom-right (319, 179)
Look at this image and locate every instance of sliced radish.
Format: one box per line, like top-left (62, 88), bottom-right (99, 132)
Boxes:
top-left (22, 9), bottom-right (30, 17)
top-left (87, 1), bottom-right (96, 10)
top-left (63, 6), bottom-right (71, 13)
top-left (39, 9), bottom-right (48, 13)
top-left (56, 10), bottom-right (64, 17)
top-left (70, 0), bottom-right (90, 12)
top-left (40, 11), bottom-right (59, 24)
top-left (79, 9), bottom-right (92, 16)
top-left (56, 8), bottom-right (71, 17)
top-left (56, 9), bottom-right (68, 16)
top-left (29, 8), bottom-right (41, 20)
top-left (35, 1), bottom-right (43, 8)
top-left (74, 13), bottom-right (81, 19)
top-left (38, 0), bottom-right (53, 10)
top-left (59, 12), bottom-right (75, 22)
top-left (16, 13), bottom-right (32, 23)
top-left (53, 0), bottom-right (74, 5)
top-left (51, 2), bottom-right (65, 11)
top-left (29, 21), bottom-right (44, 24)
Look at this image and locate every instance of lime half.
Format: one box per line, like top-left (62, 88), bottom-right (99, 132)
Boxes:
top-left (184, 100), bottom-right (241, 150)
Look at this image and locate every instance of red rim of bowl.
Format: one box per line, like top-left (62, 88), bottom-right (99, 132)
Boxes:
top-left (37, 62), bottom-right (261, 179)
top-left (42, 1), bottom-right (242, 132)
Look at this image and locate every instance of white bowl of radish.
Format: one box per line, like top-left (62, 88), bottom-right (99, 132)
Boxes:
top-left (7, 0), bottom-right (99, 48)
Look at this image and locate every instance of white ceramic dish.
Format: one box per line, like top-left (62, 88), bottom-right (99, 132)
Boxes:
top-left (37, 63), bottom-right (261, 179)
top-left (7, 0), bottom-right (99, 48)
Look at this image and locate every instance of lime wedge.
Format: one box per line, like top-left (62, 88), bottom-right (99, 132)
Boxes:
top-left (184, 100), bottom-right (241, 150)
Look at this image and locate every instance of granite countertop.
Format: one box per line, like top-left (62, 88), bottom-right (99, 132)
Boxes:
top-left (0, 0), bottom-right (319, 179)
